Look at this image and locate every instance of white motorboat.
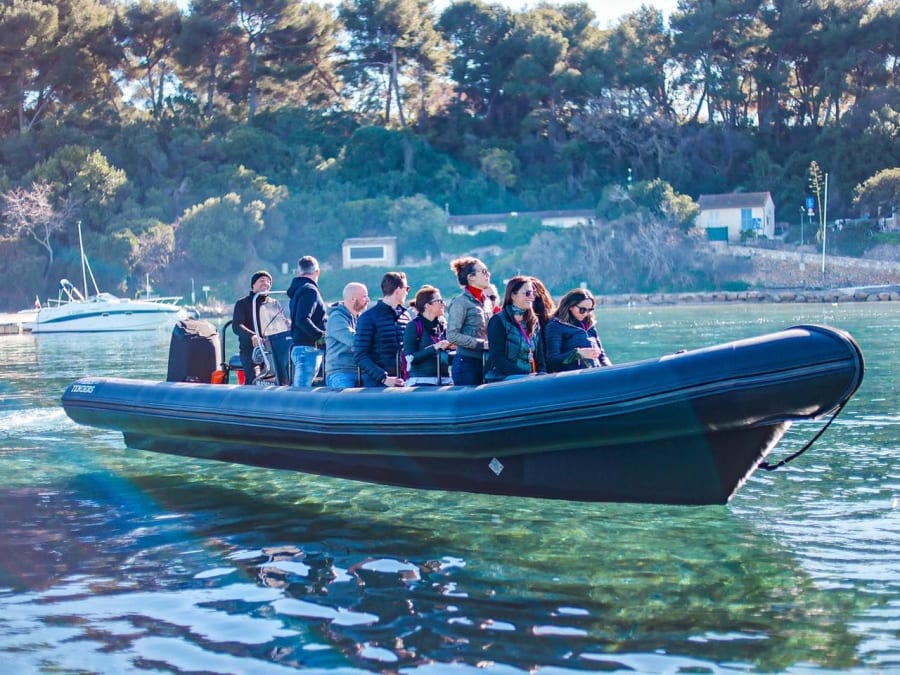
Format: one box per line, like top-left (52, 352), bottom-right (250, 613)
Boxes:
top-left (27, 224), bottom-right (186, 334)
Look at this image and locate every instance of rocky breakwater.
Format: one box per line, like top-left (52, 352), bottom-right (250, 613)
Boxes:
top-left (597, 286), bottom-right (900, 307)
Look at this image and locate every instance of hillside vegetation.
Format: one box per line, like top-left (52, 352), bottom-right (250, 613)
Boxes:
top-left (1, 0), bottom-right (898, 309)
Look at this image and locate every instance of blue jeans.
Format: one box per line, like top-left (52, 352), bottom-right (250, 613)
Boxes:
top-left (291, 345), bottom-right (323, 387)
top-left (326, 371), bottom-right (360, 389)
top-left (451, 354), bottom-right (484, 385)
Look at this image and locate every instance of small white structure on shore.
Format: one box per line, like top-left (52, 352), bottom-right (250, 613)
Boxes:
top-left (342, 236), bottom-right (397, 269)
top-left (698, 192), bottom-right (775, 242)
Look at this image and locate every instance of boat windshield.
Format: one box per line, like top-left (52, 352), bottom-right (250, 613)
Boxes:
top-left (259, 299), bottom-right (290, 336)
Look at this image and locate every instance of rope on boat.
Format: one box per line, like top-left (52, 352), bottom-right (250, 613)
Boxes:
top-left (759, 397), bottom-right (851, 471)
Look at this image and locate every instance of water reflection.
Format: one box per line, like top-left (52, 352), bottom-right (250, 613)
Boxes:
top-left (0, 472), bottom-right (868, 672)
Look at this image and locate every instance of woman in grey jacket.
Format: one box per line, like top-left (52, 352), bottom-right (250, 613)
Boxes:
top-left (446, 257), bottom-right (496, 385)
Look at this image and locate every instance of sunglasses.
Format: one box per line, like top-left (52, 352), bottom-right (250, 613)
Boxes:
top-left (519, 290), bottom-right (536, 298)
top-left (428, 298), bottom-right (445, 305)
top-left (573, 305), bottom-right (594, 313)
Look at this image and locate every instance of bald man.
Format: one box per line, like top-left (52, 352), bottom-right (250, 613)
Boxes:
top-left (324, 282), bottom-right (369, 388)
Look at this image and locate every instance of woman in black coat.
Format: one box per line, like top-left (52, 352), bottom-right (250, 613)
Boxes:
top-left (544, 289), bottom-right (612, 373)
top-left (402, 286), bottom-right (453, 385)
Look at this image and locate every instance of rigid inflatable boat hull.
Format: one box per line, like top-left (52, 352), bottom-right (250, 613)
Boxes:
top-left (62, 324), bottom-right (864, 505)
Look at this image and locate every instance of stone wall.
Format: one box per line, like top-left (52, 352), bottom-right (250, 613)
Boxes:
top-left (597, 287), bottom-right (900, 306)
top-left (596, 245), bottom-right (900, 306)
top-left (716, 244), bottom-right (900, 289)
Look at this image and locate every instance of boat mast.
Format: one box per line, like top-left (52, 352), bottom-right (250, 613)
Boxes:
top-left (77, 220), bottom-right (102, 297)
top-left (78, 221), bottom-right (88, 299)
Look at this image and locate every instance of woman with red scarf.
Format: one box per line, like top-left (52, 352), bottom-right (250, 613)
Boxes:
top-left (446, 257), bottom-right (496, 385)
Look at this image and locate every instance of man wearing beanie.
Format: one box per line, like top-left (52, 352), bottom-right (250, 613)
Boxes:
top-left (232, 270), bottom-right (273, 385)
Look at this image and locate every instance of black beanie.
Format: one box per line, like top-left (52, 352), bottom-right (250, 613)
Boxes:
top-left (250, 270), bottom-right (272, 287)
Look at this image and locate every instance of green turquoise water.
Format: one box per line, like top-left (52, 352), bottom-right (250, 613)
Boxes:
top-left (0, 302), bottom-right (897, 673)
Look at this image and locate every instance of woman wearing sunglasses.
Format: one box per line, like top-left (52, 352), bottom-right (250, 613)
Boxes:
top-left (544, 289), bottom-right (612, 372)
top-left (402, 286), bottom-right (453, 386)
top-left (484, 276), bottom-right (547, 382)
top-left (446, 257), bottom-right (496, 385)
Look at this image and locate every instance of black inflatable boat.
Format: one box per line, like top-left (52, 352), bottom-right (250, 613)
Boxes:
top-left (62, 324), bottom-right (864, 505)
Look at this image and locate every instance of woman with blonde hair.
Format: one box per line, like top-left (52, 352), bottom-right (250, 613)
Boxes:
top-left (446, 257), bottom-right (495, 385)
top-left (484, 276), bottom-right (546, 382)
top-left (544, 288), bottom-right (612, 372)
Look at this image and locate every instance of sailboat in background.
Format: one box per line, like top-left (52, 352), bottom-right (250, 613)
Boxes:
top-left (27, 222), bottom-right (187, 334)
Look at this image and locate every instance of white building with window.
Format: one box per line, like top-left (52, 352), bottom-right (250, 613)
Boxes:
top-left (341, 236), bottom-right (398, 269)
top-left (697, 192), bottom-right (775, 243)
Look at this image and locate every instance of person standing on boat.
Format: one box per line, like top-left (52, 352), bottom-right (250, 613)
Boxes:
top-left (530, 276), bottom-right (555, 363)
top-left (446, 257), bottom-right (496, 385)
top-left (402, 286), bottom-right (453, 386)
top-left (544, 289), bottom-right (612, 373)
top-left (232, 270), bottom-right (274, 385)
top-left (324, 282), bottom-right (369, 388)
top-left (287, 256), bottom-right (327, 387)
top-left (354, 272), bottom-right (410, 387)
top-left (484, 276), bottom-right (547, 382)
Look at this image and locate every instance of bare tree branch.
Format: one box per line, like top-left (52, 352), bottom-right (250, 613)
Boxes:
top-left (1, 182), bottom-right (71, 274)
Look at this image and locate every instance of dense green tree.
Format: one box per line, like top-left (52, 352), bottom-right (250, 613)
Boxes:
top-left (218, 0), bottom-right (342, 122)
top-left (671, 0), bottom-right (763, 127)
top-left (230, 0), bottom-right (288, 122)
top-left (853, 167), bottom-right (900, 222)
top-left (177, 192), bottom-right (265, 273)
top-left (502, 3), bottom-right (601, 146)
top-left (340, 0), bottom-right (447, 127)
top-left (27, 146), bottom-right (129, 239)
top-left (600, 6), bottom-right (673, 118)
top-left (629, 178), bottom-right (699, 229)
top-left (0, 1), bottom-right (59, 134)
top-left (387, 193), bottom-right (447, 257)
top-left (438, 0), bottom-right (516, 122)
top-left (0, 0), bottom-right (120, 134)
top-left (176, 0), bottom-right (241, 119)
top-left (480, 147), bottom-right (518, 195)
top-left (115, 0), bottom-right (182, 118)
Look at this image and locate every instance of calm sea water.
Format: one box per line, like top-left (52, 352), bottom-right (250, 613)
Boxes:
top-left (1, 303), bottom-right (898, 674)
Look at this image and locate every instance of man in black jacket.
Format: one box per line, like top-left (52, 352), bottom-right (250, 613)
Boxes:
top-left (287, 255), bottom-right (326, 386)
top-left (353, 271), bottom-right (410, 387)
top-left (232, 270), bottom-right (273, 385)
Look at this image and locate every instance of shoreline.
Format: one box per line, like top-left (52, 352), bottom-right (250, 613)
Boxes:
top-left (595, 285), bottom-right (900, 307)
top-left (3, 285), bottom-right (898, 333)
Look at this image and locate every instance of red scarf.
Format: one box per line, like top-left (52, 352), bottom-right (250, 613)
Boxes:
top-left (467, 285), bottom-right (500, 314)
top-left (466, 285), bottom-right (484, 303)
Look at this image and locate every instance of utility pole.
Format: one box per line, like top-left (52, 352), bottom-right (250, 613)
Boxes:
top-left (821, 173), bottom-right (829, 276)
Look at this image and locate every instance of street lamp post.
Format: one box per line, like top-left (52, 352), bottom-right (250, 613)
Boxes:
top-left (798, 206), bottom-right (804, 245)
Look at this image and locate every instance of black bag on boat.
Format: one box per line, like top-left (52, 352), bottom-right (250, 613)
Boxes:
top-left (166, 319), bottom-right (221, 383)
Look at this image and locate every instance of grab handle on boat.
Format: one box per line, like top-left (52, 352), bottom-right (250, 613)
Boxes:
top-left (759, 397), bottom-right (850, 471)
